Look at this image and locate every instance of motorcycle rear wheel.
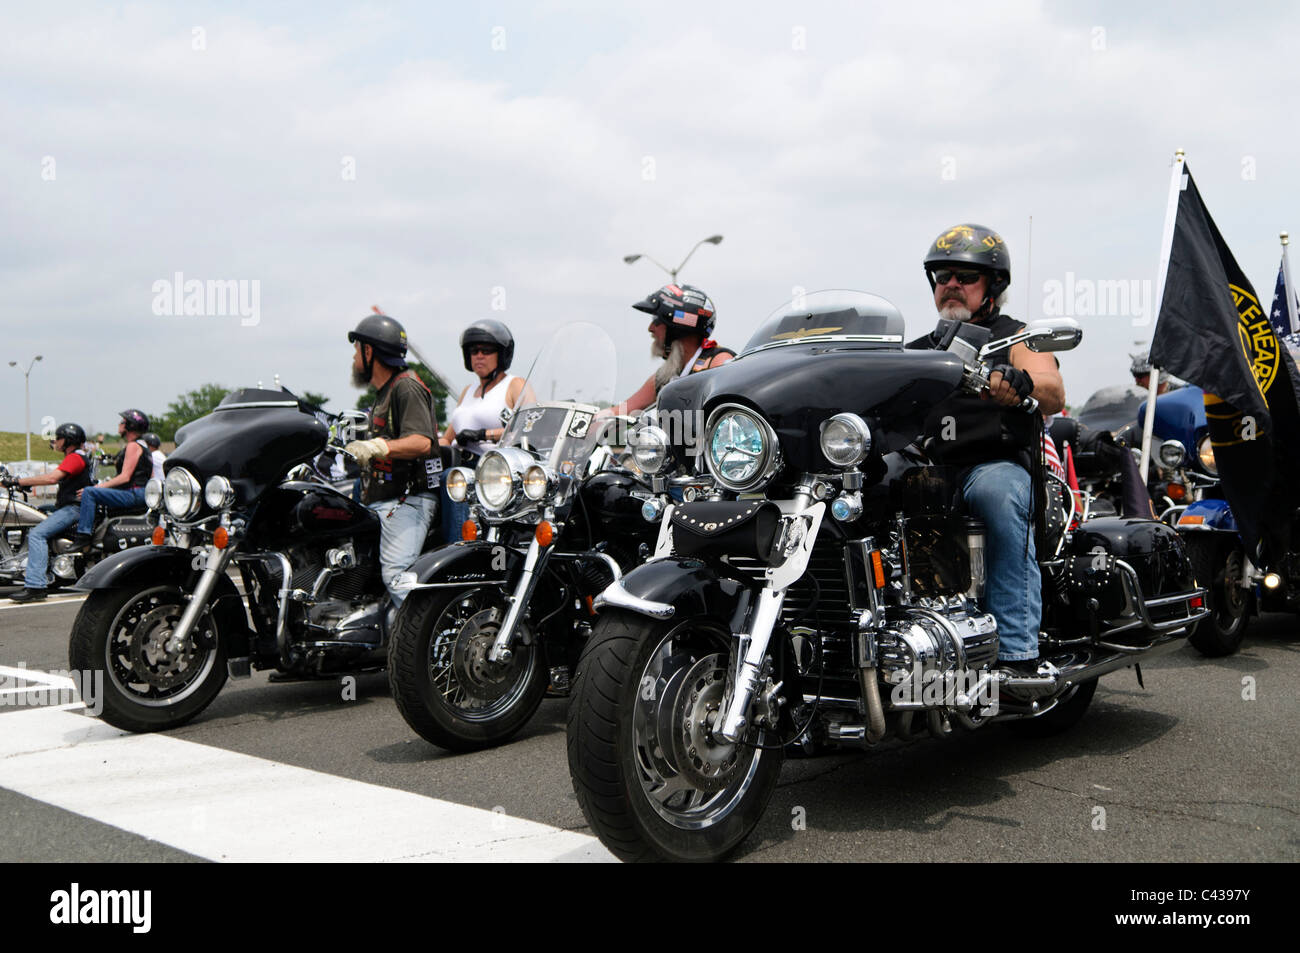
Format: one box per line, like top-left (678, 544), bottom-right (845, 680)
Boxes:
top-left (388, 586), bottom-right (548, 752)
top-left (1184, 536), bottom-right (1250, 657)
top-left (68, 584), bottom-right (227, 732)
top-left (567, 609), bottom-right (783, 863)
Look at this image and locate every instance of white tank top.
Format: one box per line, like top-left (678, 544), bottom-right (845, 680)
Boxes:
top-left (450, 374), bottom-right (518, 457)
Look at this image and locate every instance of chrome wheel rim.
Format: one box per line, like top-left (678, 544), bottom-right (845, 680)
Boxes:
top-left (103, 586), bottom-right (218, 707)
top-left (427, 587), bottom-right (536, 721)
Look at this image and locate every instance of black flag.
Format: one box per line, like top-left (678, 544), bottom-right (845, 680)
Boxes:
top-left (1150, 162), bottom-right (1300, 567)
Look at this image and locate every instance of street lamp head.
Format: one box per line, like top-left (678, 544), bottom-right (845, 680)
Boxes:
top-left (35, 355), bottom-right (43, 361)
top-left (705, 235), bottom-right (723, 245)
top-left (623, 254), bottom-right (642, 265)
top-left (7, 362), bottom-right (15, 368)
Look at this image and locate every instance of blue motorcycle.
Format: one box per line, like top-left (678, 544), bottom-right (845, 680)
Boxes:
top-left (1138, 386), bottom-right (1253, 656)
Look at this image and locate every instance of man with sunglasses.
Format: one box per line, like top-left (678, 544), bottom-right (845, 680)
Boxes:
top-left (915, 224), bottom-right (1065, 674)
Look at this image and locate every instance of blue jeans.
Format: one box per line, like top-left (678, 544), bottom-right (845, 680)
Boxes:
top-left (25, 505), bottom-right (80, 589)
top-left (76, 486), bottom-right (147, 535)
top-left (439, 483), bottom-right (471, 545)
top-left (962, 461), bottom-right (1041, 661)
top-left (369, 494), bottom-right (438, 606)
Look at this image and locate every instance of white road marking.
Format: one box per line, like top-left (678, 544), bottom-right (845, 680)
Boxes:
top-left (0, 706), bottom-right (615, 863)
top-left (0, 594), bottom-right (87, 611)
top-left (0, 665), bottom-right (77, 700)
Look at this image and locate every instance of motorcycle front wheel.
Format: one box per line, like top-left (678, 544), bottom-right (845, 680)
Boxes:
top-left (388, 586), bottom-right (548, 752)
top-left (68, 584), bottom-right (227, 732)
top-left (1184, 536), bottom-right (1250, 657)
top-left (567, 609), bottom-right (783, 863)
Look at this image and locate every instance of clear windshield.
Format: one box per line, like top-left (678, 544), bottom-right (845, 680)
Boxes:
top-left (741, 289), bottom-right (907, 356)
top-left (498, 322), bottom-right (618, 479)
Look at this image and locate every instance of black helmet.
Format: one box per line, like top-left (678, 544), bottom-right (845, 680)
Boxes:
top-left (460, 320), bottom-right (515, 373)
top-left (348, 312), bottom-right (408, 369)
top-left (923, 224), bottom-right (1011, 302)
top-left (120, 409), bottom-right (150, 434)
top-left (142, 432), bottom-right (162, 449)
top-left (1130, 351), bottom-right (1152, 376)
top-left (54, 422), bottom-right (86, 447)
top-left (632, 283), bottom-right (717, 341)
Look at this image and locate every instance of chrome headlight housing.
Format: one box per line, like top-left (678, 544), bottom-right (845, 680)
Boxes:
top-left (819, 413), bottom-right (873, 468)
top-left (475, 451), bottom-right (517, 511)
top-left (1157, 439), bottom-right (1186, 469)
top-left (163, 467), bottom-right (202, 520)
top-left (630, 425), bottom-right (670, 475)
top-left (1197, 435), bottom-right (1217, 476)
top-left (204, 475), bottom-right (235, 510)
top-left (144, 478), bottom-right (164, 511)
top-left (446, 467), bottom-right (472, 503)
top-left (704, 403), bottom-right (782, 492)
top-left (522, 464), bottom-right (553, 501)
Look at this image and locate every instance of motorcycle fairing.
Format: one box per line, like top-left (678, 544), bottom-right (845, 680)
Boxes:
top-left (1175, 497), bottom-right (1238, 533)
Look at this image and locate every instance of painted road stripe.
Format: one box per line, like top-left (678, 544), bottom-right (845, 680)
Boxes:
top-left (0, 706), bottom-right (615, 863)
top-left (0, 665), bottom-right (77, 701)
top-left (0, 594), bottom-right (87, 611)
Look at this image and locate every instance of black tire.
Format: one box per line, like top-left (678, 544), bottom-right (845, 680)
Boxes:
top-left (566, 609), bottom-right (783, 862)
top-left (388, 586), bottom-right (548, 752)
top-left (1184, 536), bottom-right (1250, 657)
top-left (1007, 678), bottom-right (1098, 738)
top-left (68, 584), bottom-right (227, 733)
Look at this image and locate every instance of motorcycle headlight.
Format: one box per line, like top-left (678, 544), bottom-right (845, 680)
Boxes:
top-left (705, 404), bottom-right (782, 492)
top-left (475, 452), bottom-right (516, 511)
top-left (144, 478), bottom-right (164, 511)
top-left (446, 467), bottom-right (472, 503)
top-left (1197, 435), bottom-right (1217, 476)
top-left (164, 467), bottom-right (202, 520)
top-left (819, 413), bottom-right (873, 468)
top-left (204, 475), bottom-right (235, 510)
top-left (522, 465), bottom-right (551, 501)
top-left (631, 425), bottom-right (670, 474)
top-left (1158, 439), bottom-right (1186, 469)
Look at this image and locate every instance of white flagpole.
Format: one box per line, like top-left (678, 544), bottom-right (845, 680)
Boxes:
top-left (1282, 231), bottom-right (1299, 337)
top-left (1140, 148), bottom-right (1186, 482)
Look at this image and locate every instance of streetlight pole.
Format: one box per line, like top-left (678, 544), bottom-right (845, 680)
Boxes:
top-left (624, 234), bottom-right (723, 283)
top-left (8, 355), bottom-right (43, 462)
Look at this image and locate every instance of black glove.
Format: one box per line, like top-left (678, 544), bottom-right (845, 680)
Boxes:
top-left (455, 428), bottom-right (487, 447)
top-left (990, 364), bottom-right (1035, 401)
top-left (2, 477), bottom-right (19, 490)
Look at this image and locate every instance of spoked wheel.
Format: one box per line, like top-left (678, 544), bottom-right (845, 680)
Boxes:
top-left (1183, 537), bottom-right (1251, 657)
top-left (567, 609), bottom-right (783, 862)
top-left (68, 584), bottom-right (227, 732)
top-left (388, 586), bottom-right (548, 752)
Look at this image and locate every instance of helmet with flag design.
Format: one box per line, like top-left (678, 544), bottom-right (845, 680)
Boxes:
top-left (632, 283), bottom-right (717, 344)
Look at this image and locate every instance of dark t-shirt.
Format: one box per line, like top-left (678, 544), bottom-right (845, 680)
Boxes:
top-left (918, 311), bottom-right (1038, 471)
top-left (363, 372), bottom-right (440, 504)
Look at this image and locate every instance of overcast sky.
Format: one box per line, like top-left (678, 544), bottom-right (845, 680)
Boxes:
top-left (3, 1), bottom-right (1298, 437)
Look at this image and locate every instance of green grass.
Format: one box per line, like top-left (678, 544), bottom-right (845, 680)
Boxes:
top-left (0, 432), bottom-right (65, 463)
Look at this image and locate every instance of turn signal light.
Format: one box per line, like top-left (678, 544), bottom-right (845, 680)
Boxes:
top-left (1166, 483), bottom-right (1186, 501)
top-left (535, 521), bottom-right (554, 547)
top-left (213, 527), bottom-right (229, 549)
top-left (870, 550), bottom-right (886, 589)
top-left (461, 520), bottom-right (478, 542)
top-left (1178, 514), bottom-right (1204, 526)
top-left (151, 526), bottom-right (166, 546)
top-left (1190, 595), bottom-right (1204, 608)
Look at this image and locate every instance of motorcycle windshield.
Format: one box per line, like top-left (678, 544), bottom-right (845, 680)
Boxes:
top-left (498, 322), bottom-right (618, 484)
top-left (741, 289), bottom-right (907, 356)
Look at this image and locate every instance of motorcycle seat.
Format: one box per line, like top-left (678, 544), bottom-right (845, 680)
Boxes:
top-left (98, 502), bottom-right (150, 518)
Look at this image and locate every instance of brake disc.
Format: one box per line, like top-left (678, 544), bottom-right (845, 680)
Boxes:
top-left (450, 610), bottom-right (529, 703)
top-left (659, 654), bottom-right (740, 793)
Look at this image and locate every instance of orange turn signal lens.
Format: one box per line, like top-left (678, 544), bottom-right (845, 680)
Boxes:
top-left (151, 526), bottom-right (166, 546)
top-left (1166, 483), bottom-right (1186, 501)
top-left (461, 520), bottom-right (478, 541)
top-left (535, 521), bottom-right (554, 547)
top-left (1178, 514), bottom-right (1205, 526)
top-left (213, 527), bottom-right (229, 549)
top-left (585, 595), bottom-right (596, 616)
top-left (870, 550), bottom-right (886, 589)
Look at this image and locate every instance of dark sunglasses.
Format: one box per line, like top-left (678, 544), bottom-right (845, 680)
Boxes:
top-left (467, 345), bottom-right (499, 356)
top-left (931, 269), bottom-right (984, 286)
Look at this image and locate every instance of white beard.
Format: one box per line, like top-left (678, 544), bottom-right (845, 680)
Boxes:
top-left (937, 298), bottom-right (972, 321)
top-left (653, 339), bottom-right (690, 391)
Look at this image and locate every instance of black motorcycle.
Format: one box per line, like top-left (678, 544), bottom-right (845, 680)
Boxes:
top-left (566, 291), bottom-right (1208, 862)
top-left (388, 324), bottom-right (661, 750)
top-left (69, 387), bottom-right (419, 732)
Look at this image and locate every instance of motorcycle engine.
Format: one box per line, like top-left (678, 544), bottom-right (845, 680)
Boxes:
top-left (876, 598), bottom-right (998, 703)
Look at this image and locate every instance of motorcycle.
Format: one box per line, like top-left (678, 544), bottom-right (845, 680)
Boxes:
top-left (388, 324), bottom-right (661, 751)
top-left (566, 291), bottom-right (1208, 862)
top-left (69, 387), bottom-right (426, 732)
top-left (1, 463), bottom-right (154, 590)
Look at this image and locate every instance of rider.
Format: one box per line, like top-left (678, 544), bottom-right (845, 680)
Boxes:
top-left (439, 320), bottom-right (534, 540)
top-left (343, 312), bottom-right (440, 607)
top-left (143, 432), bottom-right (166, 481)
top-left (608, 284), bottom-right (735, 416)
top-left (4, 423), bottom-right (93, 602)
top-left (915, 224), bottom-right (1065, 673)
top-left (1130, 351), bottom-right (1172, 395)
top-left (71, 410), bottom-right (152, 551)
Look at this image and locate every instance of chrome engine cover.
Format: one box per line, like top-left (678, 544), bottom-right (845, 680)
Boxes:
top-left (876, 597), bottom-right (998, 703)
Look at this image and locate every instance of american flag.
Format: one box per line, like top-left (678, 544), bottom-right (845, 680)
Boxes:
top-left (1270, 255), bottom-right (1300, 346)
top-left (1043, 431), bottom-right (1067, 482)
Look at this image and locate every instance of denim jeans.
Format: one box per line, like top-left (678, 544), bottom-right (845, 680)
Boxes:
top-left (25, 505), bottom-right (80, 589)
top-left (962, 461), bottom-right (1041, 661)
top-left (76, 486), bottom-right (147, 535)
top-left (439, 483), bottom-right (471, 546)
top-left (369, 493), bottom-right (438, 606)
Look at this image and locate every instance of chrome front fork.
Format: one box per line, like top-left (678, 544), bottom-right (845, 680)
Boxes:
top-left (488, 536), bottom-right (545, 663)
top-left (713, 588), bottom-right (786, 743)
top-left (164, 543), bottom-right (237, 655)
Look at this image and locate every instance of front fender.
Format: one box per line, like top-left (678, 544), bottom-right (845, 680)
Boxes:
top-left (595, 557), bottom-right (750, 624)
top-left (1176, 498), bottom-right (1238, 534)
top-left (401, 540), bottom-right (521, 588)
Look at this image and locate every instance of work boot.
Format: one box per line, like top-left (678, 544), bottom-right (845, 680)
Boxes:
top-left (9, 587), bottom-right (47, 603)
top-left (69, 532), bottom-right (94, 554)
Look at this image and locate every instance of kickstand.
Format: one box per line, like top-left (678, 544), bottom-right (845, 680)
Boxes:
top-left (1134, 663), bottom-right (1144, 689)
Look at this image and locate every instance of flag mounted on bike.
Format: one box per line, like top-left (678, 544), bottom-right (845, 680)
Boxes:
top-left (1149, 159), bottom-right (1300, 567)
top-left (1269, 234), bottom-right (1300, 345)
